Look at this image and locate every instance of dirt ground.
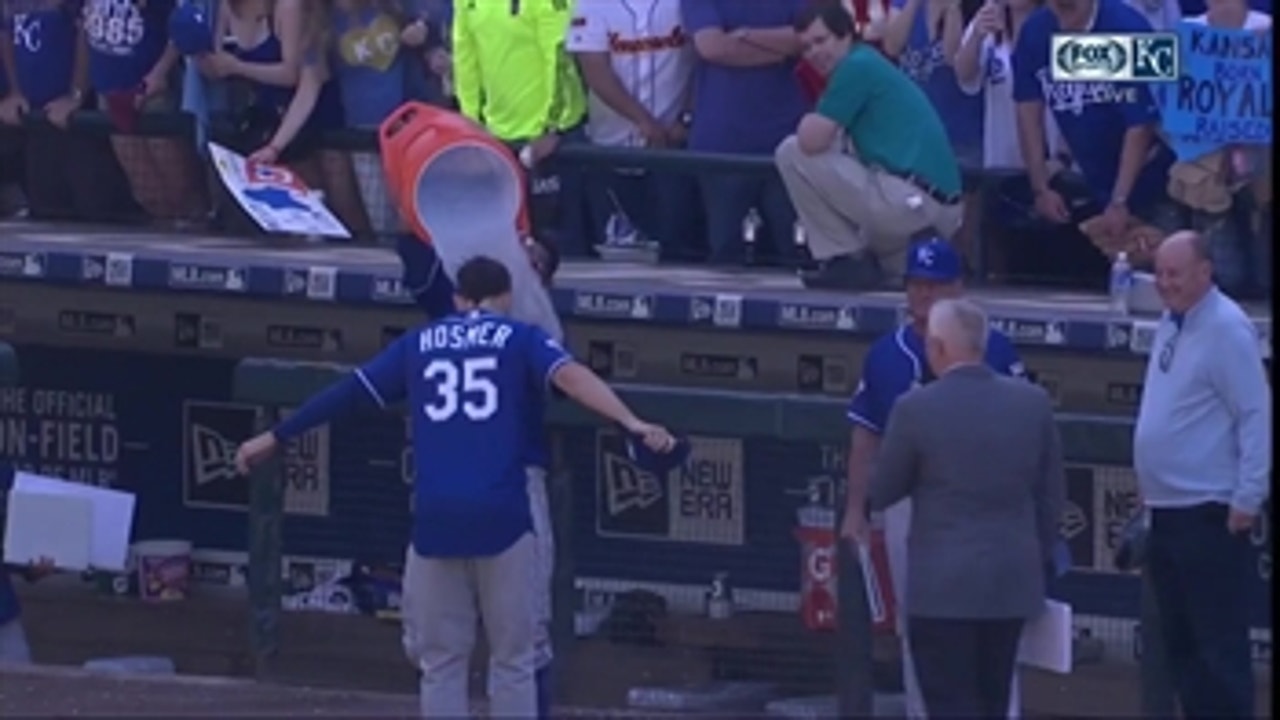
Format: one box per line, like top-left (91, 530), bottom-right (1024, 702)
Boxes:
top-left (6, 582), bottom-right (1273, 718)
top-left (0, 665), bottom-right (694, 718)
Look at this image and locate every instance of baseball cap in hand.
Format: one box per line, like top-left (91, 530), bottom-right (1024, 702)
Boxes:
top-left (905, 238), bottom-right (962, 282)
top-left (169, 4), bottom-right (214, 56)
top-left (625, 431), bottom-right (691, 475)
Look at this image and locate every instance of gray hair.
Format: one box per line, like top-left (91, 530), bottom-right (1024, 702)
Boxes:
top-left (927, 298), bottom-right (989, 358)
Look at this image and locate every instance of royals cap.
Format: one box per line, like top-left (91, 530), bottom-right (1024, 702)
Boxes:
top-left (169, 4), bottom-right (214, 56)
top-left (904, 238), bottom-right (962, 282)
top-left (625, 431), bottom-right (691, 475)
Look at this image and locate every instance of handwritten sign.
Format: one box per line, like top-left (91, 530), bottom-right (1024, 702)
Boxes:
top-left (208, 143), bottom-right (351, 238)
top-left (1160, 23), bottom-right (1273, 161)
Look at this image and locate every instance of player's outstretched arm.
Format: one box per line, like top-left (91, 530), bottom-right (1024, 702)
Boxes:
top-left (549, 362), bottom-right (676, 453)
top-left (233, 374), bottom-right (380, 474)
top-left (236, 337), bottom-right (412, 474)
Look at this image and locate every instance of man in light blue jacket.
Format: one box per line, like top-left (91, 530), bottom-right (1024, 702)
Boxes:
top-left (1134, 230), bottom-right (1271, 720)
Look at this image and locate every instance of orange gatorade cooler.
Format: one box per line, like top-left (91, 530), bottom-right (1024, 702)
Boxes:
top-left (378, 102), bottom-right (561, 339)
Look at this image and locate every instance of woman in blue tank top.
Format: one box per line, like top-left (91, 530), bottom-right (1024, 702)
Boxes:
top-left (200, 0), bottom-right (369, 238)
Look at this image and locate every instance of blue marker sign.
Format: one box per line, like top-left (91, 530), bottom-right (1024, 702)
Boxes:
top-left (1161, 22), bottom-right (1273, 160)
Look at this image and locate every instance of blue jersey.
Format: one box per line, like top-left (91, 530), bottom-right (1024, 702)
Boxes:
top-left (848, 324), bottom-right (1026, 434)
top-left (357, 309), bottom-right (571, 558)
top-left (83, 0), bottom-right (175, 93)
top-left (395, 235), bottom-right (554, 470)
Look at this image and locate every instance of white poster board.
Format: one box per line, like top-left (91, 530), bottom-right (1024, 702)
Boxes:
top-left (1018, 600), bottom-right (1074, 674)
top-left (208, 143), bottom-right (351, 239)
top-left (3, 472), bottom-right (136, 571)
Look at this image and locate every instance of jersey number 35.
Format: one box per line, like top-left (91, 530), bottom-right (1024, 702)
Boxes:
top-left (422, 357), bottom-right (500, 422)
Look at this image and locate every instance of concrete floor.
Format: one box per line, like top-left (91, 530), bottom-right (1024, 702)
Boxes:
top-left (7, 582), bottom-right (1272, 718)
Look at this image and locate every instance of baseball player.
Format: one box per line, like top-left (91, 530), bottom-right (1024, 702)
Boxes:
top-left (235, 256), bottom-right (676, 719)
top-left (397, 232), bottom-right (562, 718)
top-left (843, 237), bottom-right (1027, 720)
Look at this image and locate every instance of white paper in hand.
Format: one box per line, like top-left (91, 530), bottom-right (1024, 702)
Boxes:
top-left (1018, 600), bottom-right (1073, 674)
top-left (10, 472), bottom-right (136, 571)
top-left (4, 491), bottom-right (94, 570)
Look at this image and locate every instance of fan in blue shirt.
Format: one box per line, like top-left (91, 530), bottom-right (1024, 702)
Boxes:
top-left (0, 0), bottom-right (86, 125)
top-left (234, 255), bottom-right (677, 718)
top-left (1011, 0), bottom-right (1179, 234)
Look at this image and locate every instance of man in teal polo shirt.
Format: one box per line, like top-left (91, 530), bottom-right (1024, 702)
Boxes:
top-left (775, 1), bottom-right (964, 291)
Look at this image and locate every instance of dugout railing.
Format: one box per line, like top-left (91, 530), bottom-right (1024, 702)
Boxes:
top-left (230, 356), bottom-right (1175, 716)
top-left (1, 110), bottom-right (1023, 280)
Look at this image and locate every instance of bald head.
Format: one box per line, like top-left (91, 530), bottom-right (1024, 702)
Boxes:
top-left (1158, 230), bottom-right (1212, 265)
top-left (925, 299), bottom-right (988, 374)
top-left (1155, 230), bottom-right (1214, 313)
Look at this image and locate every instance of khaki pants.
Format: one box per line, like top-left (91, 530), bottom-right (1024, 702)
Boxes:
top-left (401, 533), bottom-right (539, 719)
top-left (883, 499), bottom-right (1022, 719)
top-left (774, 135), bottom-right (964, 279)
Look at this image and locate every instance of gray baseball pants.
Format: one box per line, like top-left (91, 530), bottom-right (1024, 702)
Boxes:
top-left (399, 469), bottom-right (553, 718)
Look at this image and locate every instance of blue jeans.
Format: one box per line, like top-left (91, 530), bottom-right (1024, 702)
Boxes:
top-left (584, 168), bottom-right (699, 259)
top-left (1254, 207), bottom-right (1272, 297)
top-left (1147, 503), bottom-right (1256, 720)
top-left (1187, 191), bottom-right (1259, 299)
top-left (698, 174), bottom-right (798, 265)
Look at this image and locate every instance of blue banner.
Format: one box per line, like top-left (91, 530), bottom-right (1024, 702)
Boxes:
top-left (1160, 22), bottom-right (1273, 161)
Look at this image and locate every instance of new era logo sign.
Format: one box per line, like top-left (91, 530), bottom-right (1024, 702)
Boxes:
top-left (182, 401), bottom-right (332, 517)
top-left (183, 401), bottom-right (255, 510)
top-left (1051, 33), bottom-right (1178, 82)
top-left (602, 451), bottom-right (664, 516)
top-left (189, 424), bottom-right (239, 487)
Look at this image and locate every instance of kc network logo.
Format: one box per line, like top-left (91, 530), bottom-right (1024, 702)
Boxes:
top-left (1051, 33), bottom-right (1179, 82)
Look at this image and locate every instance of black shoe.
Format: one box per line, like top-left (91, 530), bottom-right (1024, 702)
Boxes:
top-left (800, 251), bottom-right (884, 291)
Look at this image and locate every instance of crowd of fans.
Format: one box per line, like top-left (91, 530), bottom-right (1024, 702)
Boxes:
top-left (0, 0), bottom-right (1271, 297)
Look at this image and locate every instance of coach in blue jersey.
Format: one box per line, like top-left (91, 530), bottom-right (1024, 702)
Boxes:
top-left (842, 237), bottom-right (1026, 720)
top-left (235, 256), bottom-right (674, 719)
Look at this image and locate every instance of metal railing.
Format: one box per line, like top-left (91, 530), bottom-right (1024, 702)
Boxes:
top-left (1, 108), bottom-right (1044, 283)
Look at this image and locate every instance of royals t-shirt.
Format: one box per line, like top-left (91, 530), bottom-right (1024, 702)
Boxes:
top-left (1012, 0), bottom-right (1173, 208)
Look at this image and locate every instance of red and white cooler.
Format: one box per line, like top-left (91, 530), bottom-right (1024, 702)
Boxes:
top-left (794, 498), bottom-right (897, 634)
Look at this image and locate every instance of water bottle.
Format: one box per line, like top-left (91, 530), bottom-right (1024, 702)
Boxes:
top-left (705, 571), bottom-right (735, 620)
top-left (741, 208), bottom-right (761, 265)
top-left (1109, 251), bottom-right (1132, 315)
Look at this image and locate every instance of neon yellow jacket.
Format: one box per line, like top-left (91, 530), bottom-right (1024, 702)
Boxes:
top-left (452, 0), bottom-right (587, 141)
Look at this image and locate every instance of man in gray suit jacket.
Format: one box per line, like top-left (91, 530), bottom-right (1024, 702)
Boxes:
top-left (870, 298), bottom-right (1066, 719)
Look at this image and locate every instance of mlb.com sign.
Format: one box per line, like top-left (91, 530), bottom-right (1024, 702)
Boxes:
top-left (1051, 33), bottom-right (1179, 82)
